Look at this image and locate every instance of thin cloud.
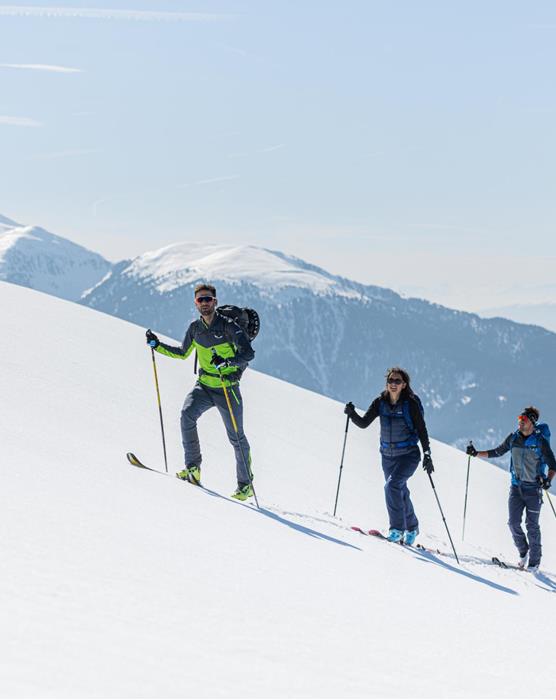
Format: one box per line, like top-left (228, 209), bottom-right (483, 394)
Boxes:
top-left (0, 63), bottom-right (81, 73)
top-left (177, 174), bottom-right (240, 189)
top-left (195, 175), bottom-right (240, 186)
top-left (27, 148), bottom-right (99, 160)
top-left (0, 115), bottom-right (42, 127)
top-left (258, 144), bottom-right (285, 153)
top-left (0, 6), bottom-right (232, 22)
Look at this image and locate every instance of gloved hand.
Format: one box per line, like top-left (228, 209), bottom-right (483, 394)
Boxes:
top-left (423, 451), bottom-right (434, 474)
top-left (537, 475), bottom-right (552, 490)
top-left (466, 442), bottom-right (478, 457)
top-left (210, 353), bottom-right (231, 370)
top-left (146, 329), bottom-right (159, 348)
top-left (344, 401), bottom-right (356, 417)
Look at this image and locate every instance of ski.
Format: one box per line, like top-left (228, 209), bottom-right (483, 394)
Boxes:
top-left (125, 452), bottom-right (257, 505)
top-left (126, 452), bottom-right (166, 474)
top-left (126, 452), bottom-right (202, 485)
top-left (491, 556), bottom-right (523, 571)
top-left (351, 526), bottom-right (448, 555)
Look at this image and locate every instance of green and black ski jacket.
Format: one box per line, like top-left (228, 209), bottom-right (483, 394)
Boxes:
top-left (155, 312), bottom-right (255, 389)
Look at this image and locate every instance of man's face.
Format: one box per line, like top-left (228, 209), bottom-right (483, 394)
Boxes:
top-left (195, 290), bottom-right (217, 317)
top-left (518, 414), bottom-right (534, 434)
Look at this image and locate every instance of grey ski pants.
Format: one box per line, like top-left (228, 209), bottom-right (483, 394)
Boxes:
top-left (508, 485), bottom-right (542, 565)
top-left (180, 382), bottom-right (252, 486)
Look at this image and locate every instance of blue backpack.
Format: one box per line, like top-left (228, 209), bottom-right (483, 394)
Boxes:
top-left (402, 394), bottom-right (425, 433)
top-left (510, 422), bottom-right (551, 479)
top-left (378, 394), bottom-right (424, 450)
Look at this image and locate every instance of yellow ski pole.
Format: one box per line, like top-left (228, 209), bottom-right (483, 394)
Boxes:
top-left (212, 350), bottom-right (259, 508)
top-left (150, 346), bottom-right (168, 473)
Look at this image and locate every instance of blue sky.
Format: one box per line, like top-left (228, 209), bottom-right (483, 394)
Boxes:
top-left (1, 0), bottom-right (556, 311)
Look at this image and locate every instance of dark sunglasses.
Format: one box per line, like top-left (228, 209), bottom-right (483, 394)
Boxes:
top-left (195, 296), bottom-right (215, 303)
top-left (387, 378), bottom-right (404, 385)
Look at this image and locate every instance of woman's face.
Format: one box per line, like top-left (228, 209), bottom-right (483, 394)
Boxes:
top-left (386, 372), bottom-right (406, 401)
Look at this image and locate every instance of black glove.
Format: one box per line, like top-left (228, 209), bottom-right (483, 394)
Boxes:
top-left (423, 451), bottom-right (434, 474)
top-left (344, 401), bottom-right (356, 417)
top-left (466, 442), bottom-right (478, 457)
top-left (210, 353), bottom-right (231, 370)
top-left (146, 329), bottom-right (159, 348)
top-left (537, 475), bottom-right (552, 490)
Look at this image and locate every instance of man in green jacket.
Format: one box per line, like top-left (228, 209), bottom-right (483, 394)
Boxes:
top-left (146, 283), bottom-right (255, 500)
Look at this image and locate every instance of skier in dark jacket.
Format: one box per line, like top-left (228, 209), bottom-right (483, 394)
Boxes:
top-left (467, 406), bottom-right (556, 571)
top-left (145, 283), bottom-right (255, 501)
top-left (344, 367), bottom-right (432, 544)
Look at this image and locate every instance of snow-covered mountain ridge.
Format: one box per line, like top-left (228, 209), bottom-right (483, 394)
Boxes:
top-left (2, 279), bottom-right (556, 697)
top-left (0, 217), bottom-right (111, 301)
top-left (84, 241), bottom-right (556, 452)
top-left (3, 213), bottom-right (555, 453)
top-left (119, 241), bottom-right (385, 301)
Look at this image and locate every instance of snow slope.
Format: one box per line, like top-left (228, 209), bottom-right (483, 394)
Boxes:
top-left (1, 280), bottom-right (555, 698)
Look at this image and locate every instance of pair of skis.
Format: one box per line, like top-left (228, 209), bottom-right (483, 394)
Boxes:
top-left (350, 526), bottom-right (437, 554)
top-left (352, 527), bottom-right (531, 570)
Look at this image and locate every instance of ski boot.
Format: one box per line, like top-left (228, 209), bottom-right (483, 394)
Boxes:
top-left (403, 529), bottom-right (419, 546)
top-left (386, 528), bottom-right (404, 543)
top-left (176, 465), bottom-right (201, 486)
top-left (231, 483), bottom-right (254, 501)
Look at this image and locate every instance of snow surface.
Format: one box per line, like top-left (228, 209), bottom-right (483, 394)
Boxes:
top-left (124, 242), bottom-right (362, 299)
top-left (1, 280), bottom-right (556, 698)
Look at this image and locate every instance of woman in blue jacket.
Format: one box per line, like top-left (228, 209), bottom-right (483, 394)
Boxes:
top-left (345, 367), bottom-right (433, 545)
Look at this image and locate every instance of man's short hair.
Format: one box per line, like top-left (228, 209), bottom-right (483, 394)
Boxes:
top-left (194, 283), bottom-right (216, 297)
top-left (522, 406), bottom-right (540, 424)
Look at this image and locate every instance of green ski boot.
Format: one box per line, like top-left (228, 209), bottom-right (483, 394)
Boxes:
top-left (231, 483), bottom-right (254, 501)
top-left (176, 465), bottom-right (201, 486)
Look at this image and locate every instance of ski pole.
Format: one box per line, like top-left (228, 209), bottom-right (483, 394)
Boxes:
top-left (428, 473), bottom-right (460, 565)
top-left (462, 441), bottom-right (473, 540)
top-left (212, 350), bottom-right (259, 508)
top-left (545, 489), bottom-right (556, 520)
top-left (150, 347), bottom-right (168, 473)
top-left (333, 415), bottom-right (350, 517)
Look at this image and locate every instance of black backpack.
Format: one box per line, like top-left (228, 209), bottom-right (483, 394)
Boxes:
top-left (217, 305), bottom-right (260, 341)
top-left (194, 305), bottom-right (260, 375)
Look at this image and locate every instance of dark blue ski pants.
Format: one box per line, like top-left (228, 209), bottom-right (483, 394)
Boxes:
top-left (381, 449), bottom-right (420, 531)
top-left (508, 485), bottom-right (542, 565)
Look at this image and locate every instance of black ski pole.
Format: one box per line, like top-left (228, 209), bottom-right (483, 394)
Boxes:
top-left (545, 489), bottom-right (556, 520)
top-left (333, 415), bottom-right (350, 517)
top-left (150, 346), bottom-right (168, 473)
top-left (462, 441), bottom-right (473, 541)
top-left (428, 473), bottom-right (460, 564)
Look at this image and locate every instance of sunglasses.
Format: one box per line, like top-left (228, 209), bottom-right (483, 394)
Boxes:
top-left (518, 414), bottom-right (531, 422)
top-left (387, 378), bottom-right (404, 385)
top-left (195, 296), bottom-right (215, 303)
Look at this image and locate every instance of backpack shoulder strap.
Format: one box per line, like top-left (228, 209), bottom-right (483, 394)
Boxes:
top-left (402, 399), bottom-right (415, 432)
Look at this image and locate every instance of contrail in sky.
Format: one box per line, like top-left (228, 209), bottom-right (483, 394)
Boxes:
top-left (0, 6), bottom-right (232, 21)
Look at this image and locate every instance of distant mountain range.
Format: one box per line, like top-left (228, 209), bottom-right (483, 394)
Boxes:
top-left (0, 221), bottom-right (111, 301)
top-left (480, 302), bottom-right (556, 334)
top-left (2, 213), bottom-right (555, 452)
